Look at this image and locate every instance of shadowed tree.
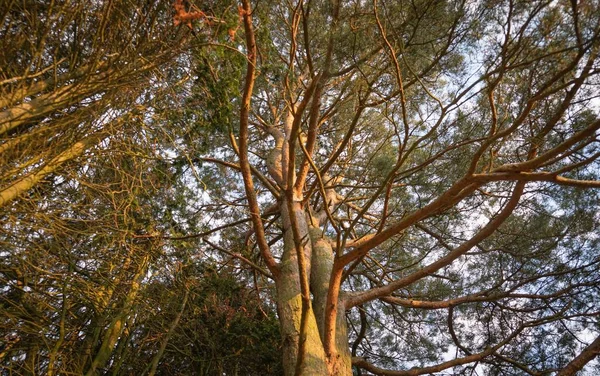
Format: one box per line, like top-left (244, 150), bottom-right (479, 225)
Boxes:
top-left (1, 0), bottom-right (189, 374)
top-left (1, 1), bottom-right (283, 375)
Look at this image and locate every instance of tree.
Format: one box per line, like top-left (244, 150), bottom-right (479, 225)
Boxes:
top-left (1, 1), bottom-right (281, 375)
top-left (174, 0), bottom-right (600, 374)
top-left (1, 1), bottom-right (189, 374)
top-left (2, 0), bottom-right (600, 375)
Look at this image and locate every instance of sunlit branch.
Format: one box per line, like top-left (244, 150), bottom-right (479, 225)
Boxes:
top-left (237, 0), bottom-right (280, 280)
top-left (352, 324), bottom-right (522, 376)
top-left (345, 181), bottom-right (525, 308)
top-left (473, 172), bottom-right (600, 188)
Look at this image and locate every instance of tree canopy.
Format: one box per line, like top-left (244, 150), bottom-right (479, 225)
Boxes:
top-left (2, 0), bottom-right (600, 375)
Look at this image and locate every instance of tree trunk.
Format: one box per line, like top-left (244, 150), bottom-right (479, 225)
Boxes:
top-left (308, 224), bottom-right (352, 375)
top-left (277, 200), bottom-right (352, 375)
top-left (85, 254), bottom-right (149, 375)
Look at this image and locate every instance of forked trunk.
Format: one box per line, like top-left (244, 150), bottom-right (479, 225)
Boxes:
top-left (277, 200), bottom-right (352, 375)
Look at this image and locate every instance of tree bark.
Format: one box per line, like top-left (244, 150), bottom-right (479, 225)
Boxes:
top-left (556, 335), bottom-right (600, 376)
top-left (84, 254), bottom-right (149, 376)
top-left (0, 135), bottom-right (99, 208)
top-left (275, 199), bottom-right (351, 375)
top-left (277, 199), bottom-right (328, 375)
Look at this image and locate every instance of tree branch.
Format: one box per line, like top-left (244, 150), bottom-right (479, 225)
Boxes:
top-left (237, 0), bottom-right (280, 279)
top-left (346, 181), bottom-right (525, 308)
top-left (556, 335), bottom-right (600, 376)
